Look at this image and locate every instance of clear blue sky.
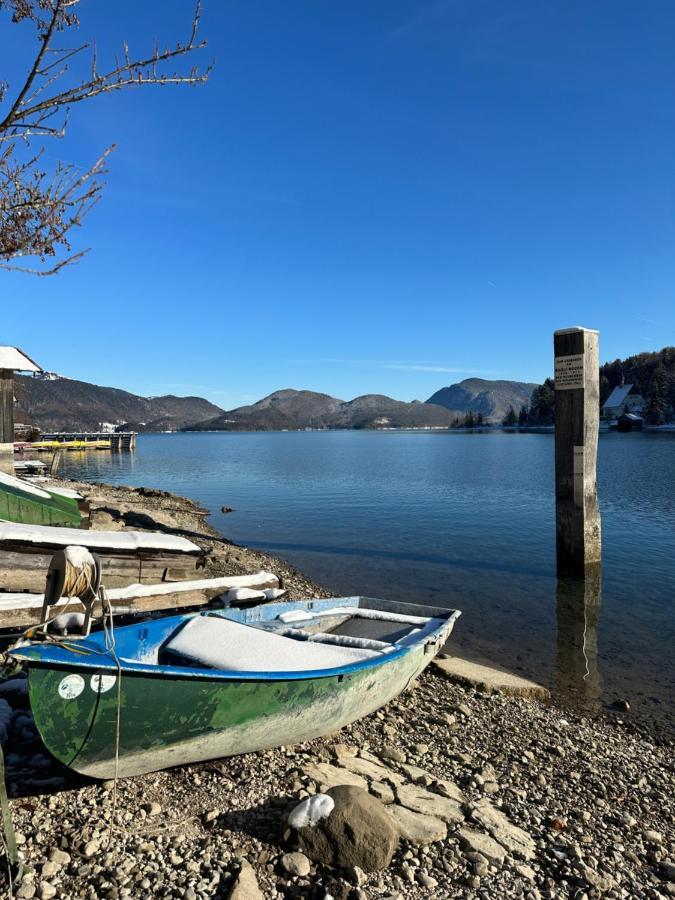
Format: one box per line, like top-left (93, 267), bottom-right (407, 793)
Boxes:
top-left (2, 1), bottom-right (674, 409)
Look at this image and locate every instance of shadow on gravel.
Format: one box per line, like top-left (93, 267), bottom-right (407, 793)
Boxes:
top-left (1, 675), bottom-right (93, 799)
top-left (211, 796), bottom-right (289, 845)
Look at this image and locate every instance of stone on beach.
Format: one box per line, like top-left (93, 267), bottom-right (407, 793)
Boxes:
top-left (369, 781), bottom-right (395, 804)
top-left (338, 754), bottom-right (405, 785)
top-left (280, 851), bottom-right (311, 877)
top-left (302, 761), bottom-right (368, 791)
top-left (387, 804), bottom-right (448, 844)
top-left (287, 785), bottom-right (399, 872)
top-left (395, 782), bottom-right (464, 824)
top-left (433, 656), bottom-right (550, 700)
top-left (456, 827), bottom-right (507, 866)
top-left (469, 798), bottom-right (536, 860)
top-left (378, 745), bottom-right (406, 764)
top-left (227, 859), bottom-right (264, 900)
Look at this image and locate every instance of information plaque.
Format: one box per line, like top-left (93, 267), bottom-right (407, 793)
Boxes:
top-left (554, 353), bottom-right (585, 390)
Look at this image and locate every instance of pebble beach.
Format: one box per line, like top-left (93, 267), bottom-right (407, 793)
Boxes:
top-left (1, 480), bottom-right (673, 899)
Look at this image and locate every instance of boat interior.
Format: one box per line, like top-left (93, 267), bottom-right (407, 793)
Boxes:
top-left (12, 597), bottom-right (459, 678)
top-left (156, 602), bottom-right (450, 673)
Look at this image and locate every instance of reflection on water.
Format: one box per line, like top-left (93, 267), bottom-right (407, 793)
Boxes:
top-left (555, 572), bottom-right (602, 714)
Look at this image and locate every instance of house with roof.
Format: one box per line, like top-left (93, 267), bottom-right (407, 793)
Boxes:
top-left (0, 346), bottom-right (43, 474)
top-left (602, 384), bottom-right (645, 420)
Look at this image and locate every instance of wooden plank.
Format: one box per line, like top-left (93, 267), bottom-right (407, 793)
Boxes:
top-left (0, 549), bottom-right (207, 593)
top-left (0, 370), bottom-right (13, 445)
top-left (0, 522), bottom-right (204, 556)
top-left (0, 571), bottom-right (279, 628)
top-left (553, 327), bottom-right (601, 577)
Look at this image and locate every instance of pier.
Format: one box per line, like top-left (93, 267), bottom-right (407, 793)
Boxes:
top-left (30, 432), bottom-right (137, 451)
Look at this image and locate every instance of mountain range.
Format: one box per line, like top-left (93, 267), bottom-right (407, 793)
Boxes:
top-left (13, 375), bottom-right (538, 432)
top-left (14, 375), bottom-right (223, 433)
top-left (188, 378), bottom-right (538, 431)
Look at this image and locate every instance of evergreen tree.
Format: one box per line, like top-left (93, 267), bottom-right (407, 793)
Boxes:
top-left (645, 365), bottom-right (668, 425)
top-left (502, 406), bottom-right (518, 426)
top-left (528, 378), bottom-right (555, 425)
top-left (518, 405), bottom-right (528, 427)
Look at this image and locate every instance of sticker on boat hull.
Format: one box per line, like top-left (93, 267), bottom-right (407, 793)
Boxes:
top-left (58, 674), bottom-right (85, 700)
top-left (90, 673), bottom-right (117, 694)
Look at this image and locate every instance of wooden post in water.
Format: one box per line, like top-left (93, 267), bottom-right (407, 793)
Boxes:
top-left (554, 327), bottom-right (601, 578)
top-left (0, 369), bottom-right (14, 475)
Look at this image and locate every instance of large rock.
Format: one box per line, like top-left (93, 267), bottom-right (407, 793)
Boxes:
top-left (432, 657), bottom-right (550, 700)
top-left (469, 799), bottom-right (536, 861)
top-left (395, 783), bottom-right (464, 824)
top-left (227, 859), bottom-right (264, 900)
top-left (285, 785), bottom-right (399, 872)
top-left (387, 805), bottom-right (447, 844)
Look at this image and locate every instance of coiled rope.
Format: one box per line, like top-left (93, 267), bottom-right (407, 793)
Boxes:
top-left (0, 547), bottom-right (125, 889)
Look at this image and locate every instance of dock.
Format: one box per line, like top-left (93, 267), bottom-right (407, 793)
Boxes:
top-left (20, 431), bottom-right (137, 452)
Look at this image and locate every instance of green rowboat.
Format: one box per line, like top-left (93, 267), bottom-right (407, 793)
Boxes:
top-left (0, 471), bottom-right (81, 527)
top-left (10, 597), bottom-right (460, 779)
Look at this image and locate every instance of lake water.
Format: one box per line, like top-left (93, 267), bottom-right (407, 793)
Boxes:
top-left (60, 431), bottom-right (674, 736)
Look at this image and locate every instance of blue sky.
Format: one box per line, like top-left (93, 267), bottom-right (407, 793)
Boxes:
top-left (1, 1), bottom-right (674, 409)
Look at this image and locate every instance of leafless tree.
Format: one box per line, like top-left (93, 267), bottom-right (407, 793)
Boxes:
top-left (0, 0), bottom-right (210, 274)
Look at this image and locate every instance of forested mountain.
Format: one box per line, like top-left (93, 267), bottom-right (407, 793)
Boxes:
top-left (501, 347), bottom-right (675, 426)
top-left (188, 390), bottom-right (456, 431)
top-left (426, 379), bottom-right (537, 423)
top-left (600, 348), bottom-right (675, 423)
top-left (14, 376), bottom-right (224, 432)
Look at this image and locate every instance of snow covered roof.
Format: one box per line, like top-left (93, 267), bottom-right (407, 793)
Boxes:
top-left (0, 346), bottom-right (42, 372)
top-left (603, 384), bottom-right (634, 410)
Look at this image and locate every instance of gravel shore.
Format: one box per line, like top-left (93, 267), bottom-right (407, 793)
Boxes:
top-left (1, 480), bottom-right (672, 899)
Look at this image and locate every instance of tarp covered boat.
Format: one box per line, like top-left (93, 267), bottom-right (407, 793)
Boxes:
top-left (9, 597), bottom-right (460, 778)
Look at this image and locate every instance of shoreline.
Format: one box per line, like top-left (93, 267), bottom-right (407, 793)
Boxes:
top-left (1, 477), bottom-right (673, 898)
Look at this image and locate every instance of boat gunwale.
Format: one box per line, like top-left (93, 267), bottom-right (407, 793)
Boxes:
top-left (12, 602), bottom-right (461, 683)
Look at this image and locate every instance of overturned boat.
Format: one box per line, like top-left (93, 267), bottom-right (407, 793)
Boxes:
top-left (9, 597), bottom-right (460, 779)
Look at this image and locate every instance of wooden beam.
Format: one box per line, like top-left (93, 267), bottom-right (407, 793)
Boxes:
top-left (0, 369), bottom-right (14, 475)
top-left (0, 549), bottom-right (207, 593)
top-left (0, 571), bottom-right (279, 628)
top-left (0, 370), bottom-right (14, 444)
top-left (553, 327), bottom-right (601, 577)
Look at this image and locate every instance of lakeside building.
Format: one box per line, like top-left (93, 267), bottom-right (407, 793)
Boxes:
top-left (602, 384), bottom-right (645, 419)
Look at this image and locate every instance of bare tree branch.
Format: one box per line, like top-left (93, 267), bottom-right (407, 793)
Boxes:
top-left (0, 0), bottom-right (210, 274)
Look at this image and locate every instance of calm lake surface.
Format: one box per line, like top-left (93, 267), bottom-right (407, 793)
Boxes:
top-left (60, 431), bottom-right (674, 735)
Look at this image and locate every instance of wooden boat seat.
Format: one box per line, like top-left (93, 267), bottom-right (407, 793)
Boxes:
top-left (162, 615), bottom-right (383, 672)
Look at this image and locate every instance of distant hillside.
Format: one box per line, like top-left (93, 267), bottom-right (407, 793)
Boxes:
top-left (188, 389), bottom-right (457, 431)
top-left (426, 378), bottom-right (538, 423)
top-left (14, 376), bottom-right (224, 432)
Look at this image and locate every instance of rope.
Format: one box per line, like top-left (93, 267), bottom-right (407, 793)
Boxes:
top-left (0, 742), bottom-right (21, 897)
top-left (99, 586), bottom-right (123, 847)
top-left (60, 558), bottom-right (98, 603)
top-left (0, 549), bottom-right (126, 891)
